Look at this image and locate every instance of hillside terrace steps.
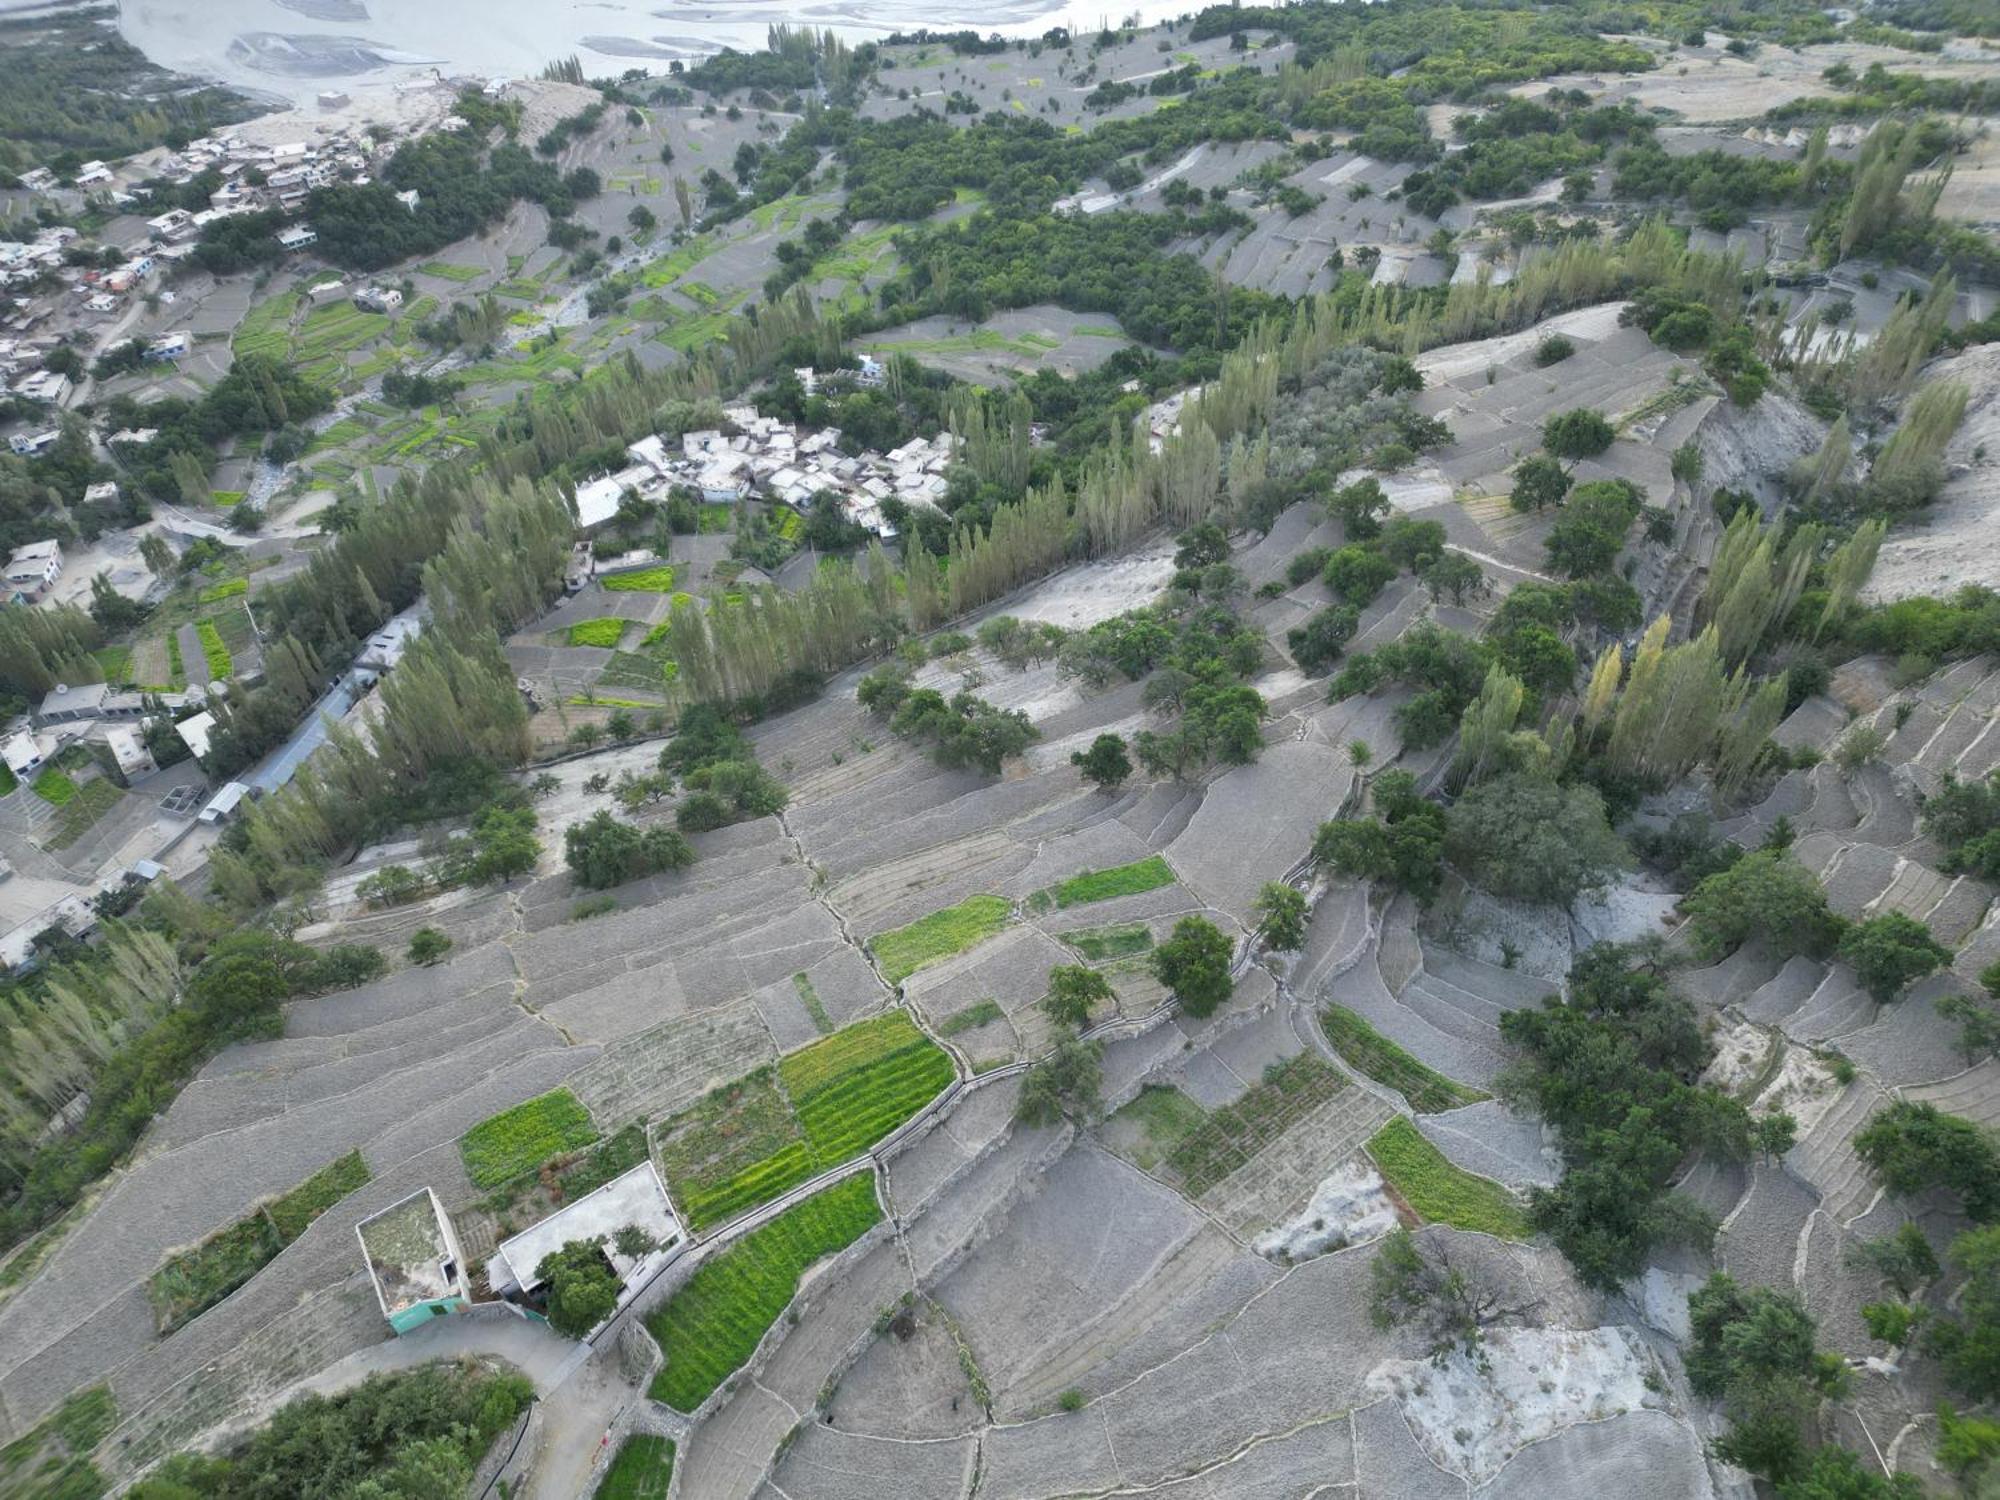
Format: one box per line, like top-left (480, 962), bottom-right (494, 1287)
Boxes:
top-left (1395, 969), bottom-right (1506, 1050)
top-left (1846, 764), bottom-right (1917, 848)
top-left (1784, 969), bottom-right (1877, 1044)
top-left (1739, 955), bottom-right (1830, 1026)
top-left (1879, 701), bottom-right (1946, 767)
top-left (1789, 1076), bottom-right (1890, 1227)
top-left (1905, 1057), bottom-right (2000, 1130)
top-left (1419, 944), bottom-right (1556, 1013)
top-left (1675, 942), bottom-right (1784, 1013)
top-left (1327, 943), bottom-right (1508, 1093)
top-left (1773, 696), bottom-right (1850, 755)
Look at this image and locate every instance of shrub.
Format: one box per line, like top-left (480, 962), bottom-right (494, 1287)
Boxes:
top-left (1534, 334), bottom-right (1576, 367)
top-left (1542, 407), bottom-right (1615, 460)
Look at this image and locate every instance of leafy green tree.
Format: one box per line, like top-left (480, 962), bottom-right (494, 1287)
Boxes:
top-left (1287, 605), bottom-right (1360, 674)
top-left (468, 803), bottom-right (540, 883)
top-left (1443, 773), bottom-right (1628, 906)
top-left (1846, 1221), bottom-right (1939, 1299)
top-left (1683, 851), bottom-right (1843, 960)
top-left (407, 927), bottom-right (452, 966)
top-left (1045, 965), bottom-right (1111, 1030)
top-left (1939, 990), bottom-right (2000, 1066)
top-left (1772, 1445), bottom-right (1923, 1498)
top-left (1253, 882), bottom-right (1308, 951)
top-left (1838, 912), bottom-right (1950, 1001)
top-left (1016, 1036), bottom-right (1103, 1126)
top-left (1322, 544), bottom-right (1399, 606)
top-left (1542, 407), bottom-right (1615, 461)
top-left (1509, 454), bottom-right (1572, 513)
top-left (1151, 916), bottom-right (1234, 1019)
top-left (1314, 770), bottom-right (1446, 903)
top-left (1924, 1226), bottom-right (2000, 1400)
top-left (537, 1239), bottom-right (621, 1337)
top-left (1329, 477), bottom-right (1389, 540)
top-left (564, 810), bottom-right (696, 889)
top-left (1854, 1101), bottom-right (2000, 1221)
top-left (1937, 1402), bottom-right (2000, 1486)
top-left (1071, 733), bottom-right (1133, 791)
top-left (1755, 1111), bottom-right (1799, 1162)
top-left (1543, 479), bottom-right (1641, 579)
top-left (1419, 550), bottom-right (1485, 605)
top-left (1688, 1272), bottom-right (1850, 1484)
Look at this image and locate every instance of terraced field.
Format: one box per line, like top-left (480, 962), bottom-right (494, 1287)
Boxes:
top-left (645, 1173), bottom-right (883, 1412)
top-left (655, 1013), bottom-right (953, 1230)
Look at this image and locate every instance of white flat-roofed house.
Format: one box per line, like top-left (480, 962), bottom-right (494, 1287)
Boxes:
top-left (74, 162), bottom-right (113, 187)
top-left (625, 433), bottom-right (672, 475)
top-left (6, 539), bottom-right (62, 600)
top-left (0, 731), bottom-right (45, 780)
top-left (174, 709), bottom-right (215, 762)
top-left (144, 331), bottom-right (191, 363)
top-left (573, 474), bottom-right (625, 531)
top-left (145, 209), bottom-right (195, 242)
top-left (485, 1163), bottom-right (681, 1335)
top-left (7, 430), bottom-right (60, 459)
top-left (275, 225), bottom-right (317, 251)
top-left (15, 370), bottom-right (72, 406)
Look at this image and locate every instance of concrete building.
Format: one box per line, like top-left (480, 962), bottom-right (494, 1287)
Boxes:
top-left (7, 430), bottom-right (60, 459)
top-left (143, 331), bottom-right (191, 363)
top-left (1, 730), bottom-right (46, 781)
top-left (14, 370), bottom-right (72, 405)
top-left (174, 709), bottom-right (216, 762)
top-left (94, 724), bottom-right (155, 781)
top-left (354, 285), bottom-right (403, 313)
top-left (487, 1163), bottom-right (682, 1333)
top-left (358, 611), bottom-right (423, 673)
top-left (5, 539), bottom-right (62, 600)
top-left (275, 225), bottom-right (318, 251)
top-left (357, 1189), bottom-right (467, 1335)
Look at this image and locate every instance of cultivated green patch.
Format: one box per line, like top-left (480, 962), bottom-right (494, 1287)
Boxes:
top-left (646, 1173), bottom-right (882, 1412)
top-left (1367, 1116), bottom-right (1531, 1239)
top-left (1166, 1055), bottom-right (1344, 1197)
top-left (870, 895), bottom-right (1013, 982)
top-left (459, 1089), bottom-right (598, 1190)
top-left (1030, 855), bottom-right (1176, 912)
top-left (1321, 1007), bottom-right (1490, 1114)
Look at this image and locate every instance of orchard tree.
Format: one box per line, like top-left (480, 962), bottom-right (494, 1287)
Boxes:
top-left (1253, 882), bottom-right (1308, 951)
top-left (1045, 964), bottom-right (1111, 1030)
top-left (1330, 476), bottom-right (1390, 540)
top-left (1855, 1101), bottom-right (2000, 1221)
top-left (1016, 1036), bottom-right (1103, 1126)
top-left (1838, 912), bottom-right (1950, 1001)
top-left (1151, 915), bottom-right (1234, 1018)
top-left (1369, 1227), bottom-right (1535, 1366)
top-left (1542, 408), bottom-right (1615, 462)
top-left (536, 1240), bottom-right (620, 1338)
top-left (1509, 454), bottom-right (1572, 513)
top-left (407, 927), bottom-right (452, 965)
top-left (1072, 733), bottom-right (1133, 791)
top-left (1683, 851), bottom-right (1843, 960)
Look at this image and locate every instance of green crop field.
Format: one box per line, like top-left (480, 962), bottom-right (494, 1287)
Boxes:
top-left (601, 565), bottom-right (676, 592)
top-left (598, 1435), bottom-right (675, 1499)
top-left (660, 1015), bottom-right (953, 1231)
top-left (566, 617), bottom-right (628, 648)
top-left (31, 769), bottom-right (76, 806)
top-left (1030, 856), bottom-right (1175, 912)
top-left (645, 1173), bottom-right (882, 1412)
top-left (1059, 923), bottom-right (1155, 961)
top-left (44, 779), bottom-right (122, 852)
top-left (1367, 1117), bottom-right (1531, 1239)
top-left (196, 620), bottom-right (232, 679)
top-left (148, 1151), bottom-right (369, 1332)
top-left (869, 895), bottom-right (1012, 982)
top-left (1166, 1055), bottom-right (1344, 1197)
top-left (197, 577), bottom-right (247, 604)
top-left (419, 261), bottom-right (485, 281)
top-left (460, 1089), bottom-right (598, 1189)
top-left (1106, 1085), bottom-right (1208, 1172)
top-left (1321, 1007), bottom-right (1490, 1114)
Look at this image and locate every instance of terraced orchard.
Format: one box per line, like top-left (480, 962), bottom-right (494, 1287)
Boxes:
top-left (645, 1172), bottom-right (883, 1412)
top-left (654, 1013), bottom-right (954, 1230)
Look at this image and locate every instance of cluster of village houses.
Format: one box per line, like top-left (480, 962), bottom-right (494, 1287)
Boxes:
top-left (1, 112), bottom-right (445, 451)
top-left (576, 359), bottom-right (961, 539)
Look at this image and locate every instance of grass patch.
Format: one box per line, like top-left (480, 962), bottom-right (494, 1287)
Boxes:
top-left (1366, 1116), bottom-right (1532, 1240)
top-left (92, 645), bottom-right (132, 684)
top-left (0, 763), bottom-right (13, 796)
top-left (938, 998), bottom-right (1005, 1037)
top-left (1059, 923), bottom-right (1154, 961)
top-left (45, 779), bottom-right (123, 852)
top-left (197, 577), bottom-right (248, 604)
top-left (195, 620), bottom-right (232, 680)
top-left (566, 617), bottom-right (629, 649)
top-left (460, 1088), bottom-right (598, 1190)
top-left (31, 769), bottom-right (77, 806)
top-left (601, 565), bottom-right (676, 592)
top-left (0, 1386), bottom-right (114, 1500)
top-left (148, 1151), bottom-right (369, 1333)
top-left (1105, 1084), bottom-right (1207, 1172)
top-left (697, 502), bottom-right (733, 532)
top-left (792, 971), bottom-right (832, 1035)
top-left (870, 894), bottom-right (1012, 983)
top-left (1030, 855), bottom-right (1174, 912)
top-left (419, 260), bottom-right (486, 282)
top-left (1321, 1007), bottom-right (1490, 1114)
top-left (210, 490), bottom-right (246, 507)
top-left (598, 1434), bottom-right (675, 1499)
top-left (645, 1173), bottom-right (881, 1412)
top-left (1166, 1055), bottom-right (1345, 1197)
